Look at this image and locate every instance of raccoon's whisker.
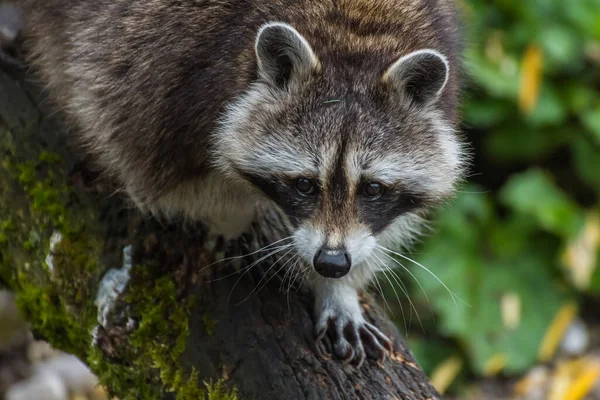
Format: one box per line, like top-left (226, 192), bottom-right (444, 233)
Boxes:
top-left (372, 252), bottom-right (411, 329)
top-left (286, 261), bottom-right (305, 296)
top-left (373, 251), bottom-right (425, 333)
top-left (262, 251), bottom-right (299, 296)
top-left (225, 245), bottom-right (294, 308)
top-left (280, 252), bottom-right (301, 293)
top-left (199, 236), bottom-right (294, 273)
top-left (236, 248), bottom-right (295, 303)
top-left (376, 245), bottom-right (468, 307)
top-left (364, 258), bottom-right (395, 318)
top-left (375, 248), bottom-right (432, 309)
top-left (235, 248), bottom-right (296, 306)
top-left (205, 243), bottom-right (294, 282)
top-left (376, 249), bottom-right (436, 327)
top-left (246, 251), bottom-right (300, 306)
top-left (294, 265), bottom-right (313, 292)
top-left (369, 255), bottom-right (406, 333)
top-left (288, 261), bottom-right (309, 288)
top-left (285, 256), bottom-right (303, 312)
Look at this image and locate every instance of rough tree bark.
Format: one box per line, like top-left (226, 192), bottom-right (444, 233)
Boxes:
top-left (0, 47), bottom-right (441, 400)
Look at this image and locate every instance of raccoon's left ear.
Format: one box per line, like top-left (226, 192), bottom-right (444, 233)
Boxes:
top-left (255, 22), bottom-right (320, 88)
top-left (383, 49), bottom-right (449, 107)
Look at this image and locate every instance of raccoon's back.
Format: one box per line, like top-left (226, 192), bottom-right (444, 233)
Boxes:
top-left (22, 0), bottom-right (263, 201)
top-left (21, 0), bottom-right (460, 201)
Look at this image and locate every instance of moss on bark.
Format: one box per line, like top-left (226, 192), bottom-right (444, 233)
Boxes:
top-left (0, 67), bottom-right (236, 399)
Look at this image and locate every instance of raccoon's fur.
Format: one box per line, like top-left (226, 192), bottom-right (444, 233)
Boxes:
top-left (22, 0), bottom-right (467, 366)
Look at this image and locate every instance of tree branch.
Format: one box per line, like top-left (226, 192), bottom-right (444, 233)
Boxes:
top-left (0, 52), bottom-right (441, 400)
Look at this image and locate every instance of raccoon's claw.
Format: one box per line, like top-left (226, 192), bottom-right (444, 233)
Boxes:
top-left (312, 282), bottom-right (393, 367)
top-left (360, 321), bottom-right (394, 359)
top-left (315, 314), bottom-right (392, 367)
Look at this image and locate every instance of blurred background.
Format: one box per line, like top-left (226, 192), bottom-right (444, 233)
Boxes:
top-left (381, 0), bottom-right (600, 398)
top-left (1, 0), bottom-right (599, 399)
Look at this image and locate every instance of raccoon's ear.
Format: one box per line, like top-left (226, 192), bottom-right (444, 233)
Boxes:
top-left (255, 22), bottom-right (319, 88)
top-left (383, 49), bottom-right (449, 106)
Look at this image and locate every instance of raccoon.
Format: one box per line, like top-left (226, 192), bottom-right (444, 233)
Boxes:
top-left (21, 0), bottom-right (466, 366)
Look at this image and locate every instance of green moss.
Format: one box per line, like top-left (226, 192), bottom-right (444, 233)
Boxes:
top-left (17, 162), bottom-right (36, 186)
top-left (88, 346), bottom-right (160, 400)
top-left (128, 274), bottom-right (194, 394)
top-left (14, 153), bottom-right (75, 235)
top-left (38, 151), bottom-right (63, 164)
top-left (0, 219), bottom-right (12, 246)
top-left (125, 268), bottom-right (212, 399)
top-left (204, 379), bottom-right (239, 400)
top-left (87, 262), bottom-right (240, 399)
top-left (3, 147), bottom-right (239, 399)
top-left (0, 220), bottom-right (15, 232)
top-left (3, 149), bottom-right (101, 359)
top-left (14, 272), bottom-right (89, 359)
top-left (172, 369), bottom-right (206, 399)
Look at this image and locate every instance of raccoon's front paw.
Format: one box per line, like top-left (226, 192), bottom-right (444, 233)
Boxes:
top-left (313, 283), bottom-right (392, 367)
top-left (315, 311), bottom-right (393, 367)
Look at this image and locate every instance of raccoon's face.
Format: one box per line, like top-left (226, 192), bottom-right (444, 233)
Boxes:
top-left (215, 23), bottom-right (465, 281)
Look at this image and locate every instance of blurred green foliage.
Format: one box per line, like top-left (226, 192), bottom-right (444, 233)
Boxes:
top-left (391, 0), bottom-right (600, 390)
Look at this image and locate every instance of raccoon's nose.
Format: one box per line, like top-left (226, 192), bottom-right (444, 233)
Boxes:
top-left (313, 247), bottom-right (351, 278)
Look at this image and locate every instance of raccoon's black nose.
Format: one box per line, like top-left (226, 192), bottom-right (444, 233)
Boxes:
top-left (313, 248), bottom-right (351, 278)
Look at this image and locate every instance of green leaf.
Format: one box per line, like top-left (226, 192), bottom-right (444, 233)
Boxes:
top-left (565, 0), bottom-right (600, 39)
top-left (464, 49), bottom-right (519, 98)
top-left (463, 98), bottom-right (512, 128)
top-left (485, 125), bottom-right (569, 162)
top-left (526, 85), bottom-right (568, 127)
top-left (489, 216), bottom-right (537, 260)
top-left (538, 25), bottom-right (582, 71)
top-left (406, 337), bottom-right (455, 376)
top-left (499, 169), bottom-right (585, 238)
top-left (582, 107), bottom-right (600, 144)
top-left (571, 136), bottom-right (600, 192)
top-left (564, 84), bottom-right (597, 113)
top-left (434, 188), bottom-right (495, 248)
top-left (412, 233), bottom-right (567, 375)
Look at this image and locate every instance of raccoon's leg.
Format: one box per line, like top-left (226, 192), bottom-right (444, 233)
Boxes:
top-left (313, 281), bottom-right (393, 367)
top-left (0, 4), bottom-right (23, 69)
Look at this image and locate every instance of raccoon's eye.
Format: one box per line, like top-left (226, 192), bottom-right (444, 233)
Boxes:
top-left (363, 181), bottom-right (384, 200)
top-left (295, 178), bottom-right (315, 196)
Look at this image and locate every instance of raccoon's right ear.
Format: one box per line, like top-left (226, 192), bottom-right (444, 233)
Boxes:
top-left (383, 49), bottom-right (450, 107)
top-left (255, 22), bottom-right (319, 88)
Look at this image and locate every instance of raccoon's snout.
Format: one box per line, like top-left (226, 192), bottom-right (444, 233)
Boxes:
top-left (313, 247), bottom-right (351, 278)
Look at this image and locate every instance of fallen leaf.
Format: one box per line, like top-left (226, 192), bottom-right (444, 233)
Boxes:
top-left (519, 44), bottom-right (543, 114)
top-left (430, 355), bottom-right (463, 394)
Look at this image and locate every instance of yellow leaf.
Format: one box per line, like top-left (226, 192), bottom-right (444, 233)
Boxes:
top-left (538, 302), bottom-right (578, 362)
top-left (562, 211), bottom-right (600, 290)
top-left (518, 44), bottom-right (543, 114)
top-left (483, 353), bottom-right (507, 376)
top-left (548, 358), bottom-right (600, 400)
top-left (430, 355), bottom-right (463, 394)
top-left (563, 360), bottom-right (600, 400)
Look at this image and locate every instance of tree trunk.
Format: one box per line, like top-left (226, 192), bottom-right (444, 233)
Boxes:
top-left (0, 48), bottom-right (441, 400)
